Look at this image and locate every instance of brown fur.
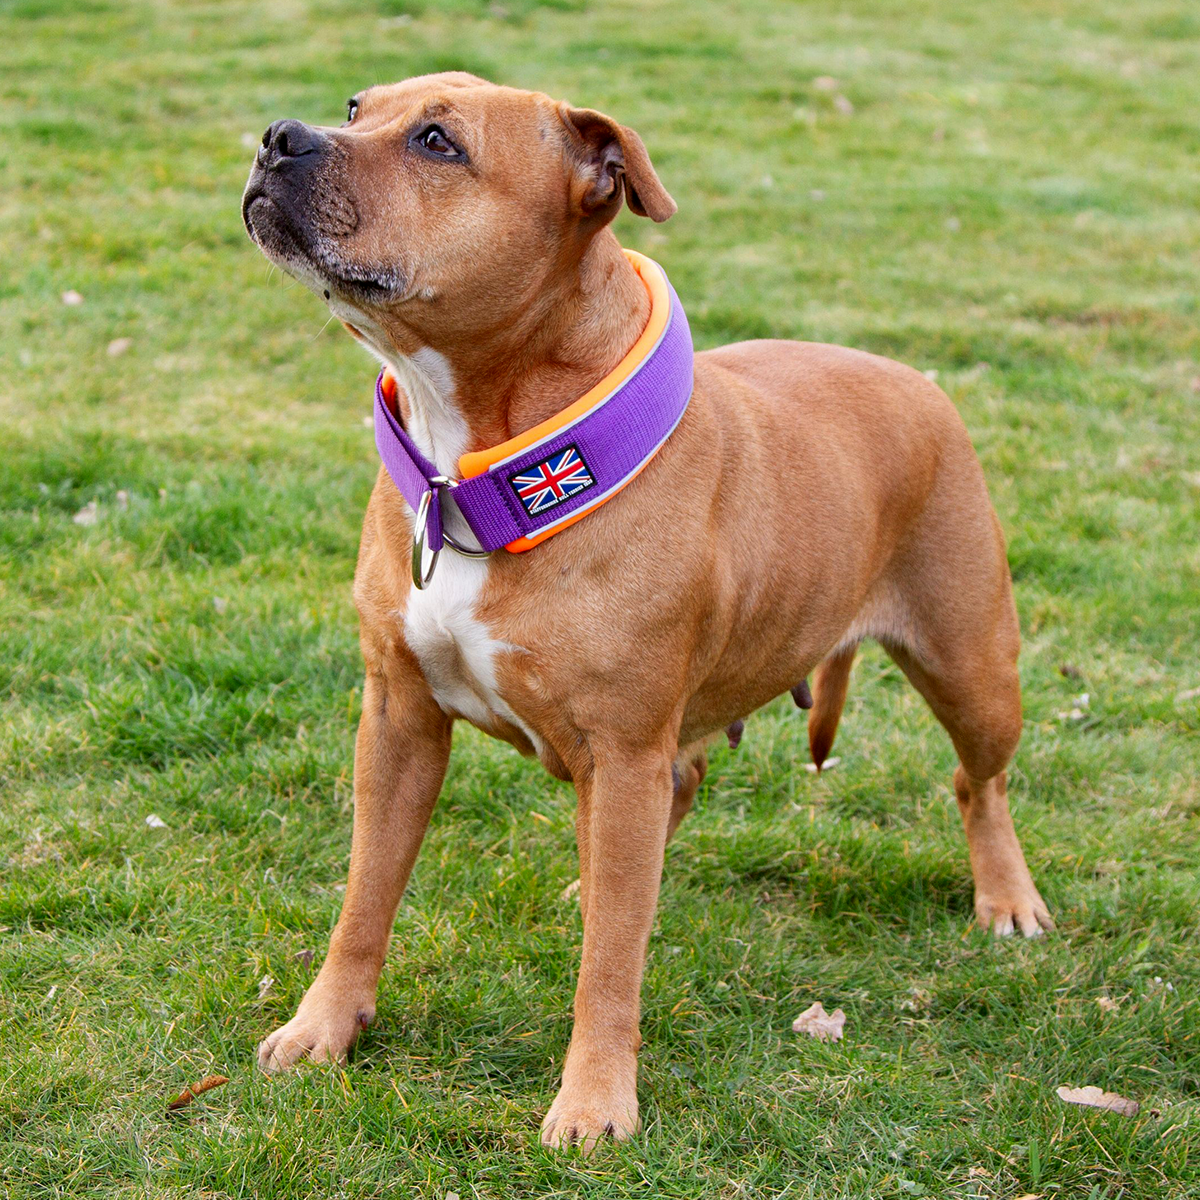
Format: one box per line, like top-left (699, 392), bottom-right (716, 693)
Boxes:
top-left (809, 647), bottom-right (855, 769)
top-left (243, 73), bottom-right (1053, 1152)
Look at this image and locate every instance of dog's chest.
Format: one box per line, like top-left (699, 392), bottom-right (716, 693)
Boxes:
top-left (403, 555), bottom-right (541, 749)
top-left (382, 350), bottom-right (542, 751)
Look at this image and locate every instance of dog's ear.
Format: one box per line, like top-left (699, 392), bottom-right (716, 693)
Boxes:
top-left (560, 105), bottom-right (676, 223)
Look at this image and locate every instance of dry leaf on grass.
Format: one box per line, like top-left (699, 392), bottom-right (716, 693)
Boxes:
top-left (166, 1074), bottom-right (229, 1111)
top-left (1056, 1085), bottom-right (1139, 1117)
top-left (792, 1001), bottom-right (846, 1042)
top-left (1096, 996), bottom-right (1119, 1012)
top-left (145, 814), bottom-right (168, 829)
top-left (257, 975), bottom-right (274, 1000)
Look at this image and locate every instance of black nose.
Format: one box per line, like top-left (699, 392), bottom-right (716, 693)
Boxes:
top-left (258, 119), bottom-right (324, 167)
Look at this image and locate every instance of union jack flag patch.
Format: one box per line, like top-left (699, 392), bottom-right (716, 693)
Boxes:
top-left (509, 445), bottom-right (595, 517)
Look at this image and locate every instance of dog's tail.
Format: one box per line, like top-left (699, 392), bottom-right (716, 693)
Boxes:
top-left (808, 643), bottom-right (857, 771)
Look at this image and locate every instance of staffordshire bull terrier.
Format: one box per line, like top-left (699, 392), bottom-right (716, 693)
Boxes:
top-left (242, 71), bottom-right (1052, 1150)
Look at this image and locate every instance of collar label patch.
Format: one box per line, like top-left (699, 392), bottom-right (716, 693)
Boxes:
top-left (509, 445), bottom-right (595, 516)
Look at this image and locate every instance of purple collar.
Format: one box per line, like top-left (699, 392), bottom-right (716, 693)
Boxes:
top-left (374, 250), bottom-right (693, 587)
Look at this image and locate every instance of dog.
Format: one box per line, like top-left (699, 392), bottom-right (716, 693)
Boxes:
top-left (242, 71), bottom-right (1052, 1150)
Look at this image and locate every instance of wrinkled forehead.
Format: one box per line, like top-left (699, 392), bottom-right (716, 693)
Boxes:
top-left (347, 73), bottom-right (562, 142)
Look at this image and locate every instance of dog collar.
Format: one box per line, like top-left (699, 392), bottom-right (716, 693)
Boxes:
top-left (374, 249), bottom-right (693, 587)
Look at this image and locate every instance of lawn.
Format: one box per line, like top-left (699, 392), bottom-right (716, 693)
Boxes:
top-left (2, 0), bottom-right (1199, 1195)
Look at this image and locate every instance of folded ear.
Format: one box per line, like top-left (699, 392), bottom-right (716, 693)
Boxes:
top-left (560, 105), bottom-right (677, 223)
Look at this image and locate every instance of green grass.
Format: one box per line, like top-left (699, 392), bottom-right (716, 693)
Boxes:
top-left (2, 0), bottom-right (1199, 1195)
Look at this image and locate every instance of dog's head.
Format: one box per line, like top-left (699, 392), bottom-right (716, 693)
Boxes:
top-left (242, 72), bottom-right (674, 356)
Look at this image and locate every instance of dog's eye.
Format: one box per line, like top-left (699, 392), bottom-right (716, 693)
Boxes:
top-left (345, 98), bottom-right (359, 124)
top-left (414, 124), bottom-right (463, 160)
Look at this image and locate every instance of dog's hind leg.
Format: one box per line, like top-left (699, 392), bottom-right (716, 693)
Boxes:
top-left (889, 635), bottom-right (1051, 936)
top-left (881, 507), bottom-right (1052, 937)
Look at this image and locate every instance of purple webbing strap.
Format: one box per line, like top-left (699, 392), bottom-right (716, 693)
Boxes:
top-left (374, 379), bottom-right (446, 551)
top-left (374, 264), bottom-right (693, 554)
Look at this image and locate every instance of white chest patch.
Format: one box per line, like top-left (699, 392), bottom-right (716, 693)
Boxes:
top-left (404, 553), bottom-right (532, 742)
top-left (309, 287), bottom-right (539, 748)
top-left (373, 346), bottom-right (542, 752)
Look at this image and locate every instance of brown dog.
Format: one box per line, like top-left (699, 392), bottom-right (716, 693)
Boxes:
top-left (242, 72), bottom-right (1052, 1150)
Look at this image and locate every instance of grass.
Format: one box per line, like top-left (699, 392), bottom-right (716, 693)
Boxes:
top-left (2, 0), bottom-right (1199, 1195)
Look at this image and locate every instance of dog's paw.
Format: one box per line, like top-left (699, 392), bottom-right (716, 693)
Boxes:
top-left (975, 889), bottom-right (1055, 938)
top-left (540, 1082), bottom-right (638, 1153)
top-left (257, 991), bottom-right (375, 1074)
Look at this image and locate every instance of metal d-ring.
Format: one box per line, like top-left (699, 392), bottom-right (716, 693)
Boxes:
top-left (431, 476), bottom-right (491, 560)
top-left (411, 489), bottom-right (440, 590)
top-left (441, 528), bottom-right (491, 558)
top-left (411, 478), bottom-right (491, 587)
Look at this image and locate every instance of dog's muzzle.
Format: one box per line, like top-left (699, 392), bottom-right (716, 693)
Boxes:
top-left (242, 119), bottom-right (329, 246)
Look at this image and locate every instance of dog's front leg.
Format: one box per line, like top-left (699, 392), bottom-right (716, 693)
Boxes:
top-left (258, 659), bottom-right (451, 1072)
top-left (541, 745), bottom-right (674, 1151)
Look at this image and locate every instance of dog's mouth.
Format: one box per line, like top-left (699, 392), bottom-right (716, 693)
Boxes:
top-left (242, 178), bottom-right (403, 303)
top-left (242, 189), bottom-right (295, 257)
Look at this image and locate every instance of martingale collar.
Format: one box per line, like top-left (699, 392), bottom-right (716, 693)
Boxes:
top-left (374, 249), bottom-right (694, 588)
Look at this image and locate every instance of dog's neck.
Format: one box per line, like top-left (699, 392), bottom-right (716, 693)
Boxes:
top-left (379, 231), bottom-right (651, 478)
